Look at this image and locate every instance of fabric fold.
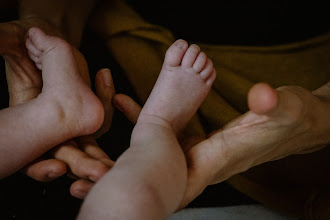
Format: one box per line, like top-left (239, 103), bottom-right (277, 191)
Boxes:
top-left (88, 0), bottom-right (330, 218)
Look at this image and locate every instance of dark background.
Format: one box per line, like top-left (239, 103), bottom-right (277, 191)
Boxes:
top-left (1, 1), bottom-right (329, 219)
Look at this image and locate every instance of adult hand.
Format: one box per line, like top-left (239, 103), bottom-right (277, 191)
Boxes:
top-left (0, 19), bottom-right (115, 198)
top-left (180, 82), bottom-right (330, 208)
top-left (112, 82), bottom-right (330, 209)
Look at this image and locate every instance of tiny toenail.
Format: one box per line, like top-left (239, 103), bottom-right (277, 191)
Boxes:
top-left (28, 28), bottom-right (36, 36)
top-left (190, 44), bottom-right (200, 52)
top-left (174, 40), bottom-right (186, 49)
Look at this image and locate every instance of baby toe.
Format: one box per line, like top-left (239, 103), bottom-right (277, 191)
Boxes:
top-left (206, 68), bottom-right (216, 86)
top-left (27, 27), bottom-right (49, 51)
top-left (27, 27), bottom-right (63, 54)
top-left (181, 44), bottom-right (200, 67)
top-left (200, 58), bottom-right (214, 80)
top-left (192, 51), bottom-right (207, 72)
top-left (27, 50), bottom-right (40, 63)
top-left (164, 39), bottom-right (188, 67)
top-left (25, 37), bottom-right (42, 57)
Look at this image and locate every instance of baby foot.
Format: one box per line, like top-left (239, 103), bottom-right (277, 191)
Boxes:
top-left (1, 19), bottom-right (92, 107)
top-left (25, 27), bottom-right (104, 136)
top-left (139, 39), bottom-right (216, 134)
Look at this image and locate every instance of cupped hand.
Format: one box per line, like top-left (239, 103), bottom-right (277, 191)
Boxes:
top-left (1, 19), bottom-right (115, 198)
top-left (179, 82), bottom-right (330, 209)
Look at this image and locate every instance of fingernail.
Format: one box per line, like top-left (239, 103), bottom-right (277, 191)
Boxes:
top-left (102, 69), bottom-right (112, 87)
top-left (113, 98), bottom-right (123, 112)
top-left (47, 171), bottom-right (61, 179)
top-left (75, 190), bottom-right (87, 199)
top-left (100, 158), bottom-right (114, 168)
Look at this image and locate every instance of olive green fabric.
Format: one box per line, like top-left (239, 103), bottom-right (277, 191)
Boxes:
top-left (88, 0), bottom-right (330, 218)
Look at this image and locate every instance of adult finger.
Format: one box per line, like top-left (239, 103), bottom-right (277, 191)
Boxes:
top-left (72, 46), bottom-right (91, 87)
top-left (75, 136), bottom-right (114, 167)
top-left (50, 140), bottom-right (111, 182)
top-left (179, 83), bottom-right (326, 209)
top-left (247, 82), bottom-right (278, 115)
top-left (247, 83), bottom-right (309, 125)
top-left (93, 68), bottom-right (115, 139)
top-left (179, 139), bottom-right (220, 209)
top-left (70, 179), bottom-right (94, 199)
top-left (21, 158), bottom-right (67, 182)
top-left (180, 135), bottom-right (206, 153)
top-left (113, 94), bottom-right (142, 124)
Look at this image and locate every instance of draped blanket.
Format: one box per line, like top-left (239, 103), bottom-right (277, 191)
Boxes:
top-left (88, 0), bottom-right (330, 218)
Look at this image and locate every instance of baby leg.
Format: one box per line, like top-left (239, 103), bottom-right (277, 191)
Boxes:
top-left (78, 40), bottom-right (215, 220)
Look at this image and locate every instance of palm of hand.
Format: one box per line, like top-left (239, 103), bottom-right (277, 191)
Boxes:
top-left (1, 20), bottom-right (42, 105)
top-left (180, 83), bottom-right (330, 209)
